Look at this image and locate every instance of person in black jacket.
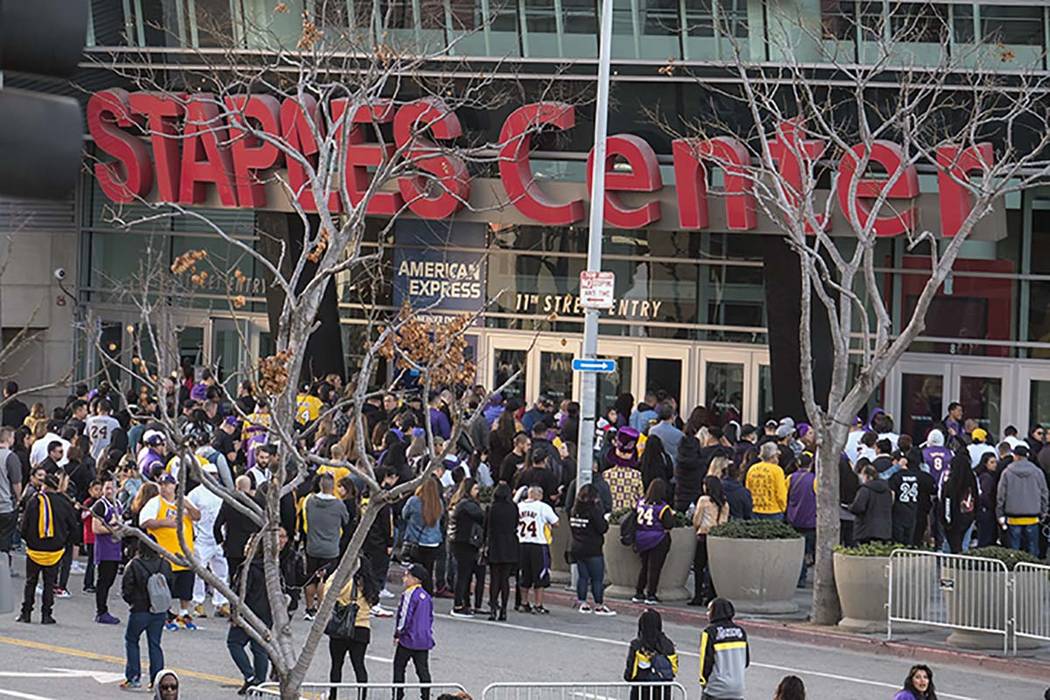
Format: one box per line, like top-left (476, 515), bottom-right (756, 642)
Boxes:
top-left (569, 484), bottom-right (615, 615)
top-left (449, 478), bottom-right (485, 617)
top-left (674, 434), bottom-right (703, 512)
top-left (639, 435), bottom-right (674, 493)
top-left (363, 469), bottom-right (397, 612)
top-left (850, 465), bottom-right (893, 544)
top-left (484, 483), bottom-right (518, 621)
top-left (213, 475), bottom-right (262, 590)
top-left (17, 474), bottom-right (78, 624)
top-left (624, 608), bottom-right (678, 700)
top-left (720, 462), bottom-right (753, 521)
top-left (227, 527), bottom-right (287, 694)
top-left (120, 537), bottom-right (174, 690)
top-left (838, 454), bottom-right (860, 546)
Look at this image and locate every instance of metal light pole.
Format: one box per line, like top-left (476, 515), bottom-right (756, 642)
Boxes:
top-left (575, 0), bottom-right (615, 488)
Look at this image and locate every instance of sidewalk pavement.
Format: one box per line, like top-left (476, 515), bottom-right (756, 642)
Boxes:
top-left (541, 584), bottom-right (1050, 684)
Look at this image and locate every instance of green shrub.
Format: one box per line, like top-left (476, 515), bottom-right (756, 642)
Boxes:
top-left (967, 546), bottom-right (1042, 571)
top-left (834, 542), bottom-right (923, 557)
top-left (709, 519), bottom-right (800, 540)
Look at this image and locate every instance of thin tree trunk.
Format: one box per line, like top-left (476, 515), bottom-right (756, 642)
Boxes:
top-left (812, 424), bottom-right (846, 625)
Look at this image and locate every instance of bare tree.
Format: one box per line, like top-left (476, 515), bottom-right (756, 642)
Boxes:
top-left (658, 6), bottom-right (1050, 624)
top-left (82, 6), bottom-right (563, 697)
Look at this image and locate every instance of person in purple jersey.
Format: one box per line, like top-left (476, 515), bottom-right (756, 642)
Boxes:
top-left (632, 478), bottom-right (675, 606)
top-left (90, 476), bottom-right (124, 624)
top-left (921, 429), bottom-right (952, 486)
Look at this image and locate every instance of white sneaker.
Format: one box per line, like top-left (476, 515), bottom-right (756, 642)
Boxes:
top-left (379, 589), bottom-right (395, 599)
top-left (577, 602), bottom-right (592, 614)
top-left (594, 605), bottom-right (617, 617)
top-left (35, 584), bottom-right (42, 595)
top-left (70, 561), bottom-right (86, 575)
top-left (371, 604), bottom-right (393, 618)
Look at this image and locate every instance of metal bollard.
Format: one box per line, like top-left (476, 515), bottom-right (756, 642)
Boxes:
top-left (0, 555), bottom-right (14, 614)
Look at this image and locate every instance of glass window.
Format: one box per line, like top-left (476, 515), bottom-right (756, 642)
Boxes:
top-left (188, 0), bottom-right (239, 48)
top-left (645, 357), bottom-right (682, 405)
top-left (958, 374), bottom-right (1001, 435)
top-left (597, 356), bottom-right (632, 420)
top-left (1029, 381), bottom-right (1050, 429)
top-left (539, 351), bottom-right (574, 403)
top-left (981, 5), bottom-right (1044, 46)
top-left (757, 364), bottom-right (773, 423)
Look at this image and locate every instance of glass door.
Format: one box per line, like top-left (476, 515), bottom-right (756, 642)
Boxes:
top-left (700, 349), bottom-right (749, 427)
top-left (640, 345), bottom-right (691, 412)
top-left (949, 362), bottom-right (1012, 437)
top-left (1019, 365), bottom-right (1050, 432)
top-left (752, 351), bottom-right (771, 426)
top-left (535, 337), bottom-right (580, 406)
top-left (596, 341), bottom-right (639, 423)
top-left (892, 359), bottom-right (949, 440)
top-left (487, 334), bottom-right (532, 405)
top-left (210, 318), bottom-right (251, 395)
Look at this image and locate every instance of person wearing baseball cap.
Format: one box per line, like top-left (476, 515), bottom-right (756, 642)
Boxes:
top-left (138, 472), bottom-right (201, 630)
top-left (137, 430), bottom-right (167, 478)
top-left (16, 472), bottom-right (78, 624)
top-left (393, 563), bottom-right (435, 700)
top-left (967, 427), bottom-right (996, 469)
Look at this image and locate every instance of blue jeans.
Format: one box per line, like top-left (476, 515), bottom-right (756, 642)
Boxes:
top-left (1008, 523), bottom-right (1040, 556)
top-left (753, 513), bottom-right (784, 521)
top-left (125, 611), bottom-right (165, 684)
top-left (227, 625), bottom-right (269, 682)
top-left (576, 556), bottom-right (604, 605)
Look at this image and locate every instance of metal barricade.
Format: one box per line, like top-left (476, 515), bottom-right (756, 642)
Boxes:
top-left (249, 682), bottom-right (469, 700)
top-left (482, 682), bottom-right (689, 700)
top-left (1013, 561), bottom-right (1050, 650)
top-left (887, 549), bottom-right (1012, 654)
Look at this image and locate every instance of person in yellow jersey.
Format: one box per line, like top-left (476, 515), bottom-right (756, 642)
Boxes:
top-left (297, 385), bottom-right (323, 425)
top-left (138, 473), bottom-right (201, 630)
top-left (17, 473), bottom-right (77, 624)
top-left (745, 442), bottom-right (787, 520)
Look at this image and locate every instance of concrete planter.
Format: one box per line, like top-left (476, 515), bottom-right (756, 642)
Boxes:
top-left (603, 524), bottom-right (696, 601)
top-left (943, 564), bottom-right (1042, 650)
top-left (708, 535), bottom-right (804, 614)
top-left (549, 510), bottom-right (570, 583)
top-left (834, 553), bottom-right (890, 632)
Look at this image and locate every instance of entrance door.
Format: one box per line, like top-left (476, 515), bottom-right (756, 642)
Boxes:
top-left (210, 319), bottom-right (252, 395)
top-left (535, 338), bottom-right (580, 406)
top-left (1018, 366), bottom-right (1050, 431)
top-left (488, 335), bottom-right (532, 405)
top-left (894, 360), bottom-right (948, 440)
top-left (892, 357), bottom-right (1014, 438)
top-left (640, 346), bottom-right (691, 411)
top-left (596, 341), bottom-right (638, 422)
top-left (700, 349), bottom-right (748, 427)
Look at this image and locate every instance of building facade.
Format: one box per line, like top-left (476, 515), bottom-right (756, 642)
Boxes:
top-left (5, 0), bottom-right (1050, 434)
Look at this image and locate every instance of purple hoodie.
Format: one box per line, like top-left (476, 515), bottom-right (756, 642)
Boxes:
top-left (395, 584), bottom-right (434, 651)
top-left (786, 470), bottom-right (817, 529)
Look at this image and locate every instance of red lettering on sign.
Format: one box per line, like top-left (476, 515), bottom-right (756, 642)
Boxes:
top-left (179, 95), bottom-right (238, 206)
top-left (331, 99), bottom-right (403, 216)
top-left (498, 103), bottom-right (584, 225)
top-left (129, 93), bottom-right (184, 203)
top-left (280, 96), bottom-right (342, 213)
top-left (837, 141), bottom-right (919, 237)
top-left (936, 143), bottom-right (995, 237)
top-left (86, 89), bottom-right (152, 204)
top-left (393, 99), bottom-right (469, 219)
top-left (768, 118), bottom-right (827, 232)
top-left (225, 95), bottom-right (282, 208)
top-left (586, 135), bottom-right (662, 228)
top-left (672, 137), bottom-right (756, 230)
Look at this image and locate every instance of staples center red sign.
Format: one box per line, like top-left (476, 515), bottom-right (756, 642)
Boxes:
top-left (87, 89), bottom-right (992, 238)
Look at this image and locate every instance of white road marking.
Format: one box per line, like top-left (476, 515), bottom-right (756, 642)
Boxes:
top-left (0, 690), bottom-right (56, 700)
top-left (366, 655), bottom-right (394, 664)
top-left (436, 614), bottom-right (980, 700)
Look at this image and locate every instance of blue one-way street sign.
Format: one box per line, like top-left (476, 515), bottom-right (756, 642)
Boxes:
top-left (571, 358), bottom-right (617, 373)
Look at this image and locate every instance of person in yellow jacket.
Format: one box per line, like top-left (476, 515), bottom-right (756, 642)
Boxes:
top-left (745, 443), bottom-right (787, 520)
top-left (322, 560), bottom-right (379, 700)
top-left (138, 473), bottom-right (201, 630)
top-left (17, 473), bottom-right (78, 624)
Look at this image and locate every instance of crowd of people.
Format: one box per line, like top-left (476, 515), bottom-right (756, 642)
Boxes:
top-left (0, 375), bottom-right (1012, 700)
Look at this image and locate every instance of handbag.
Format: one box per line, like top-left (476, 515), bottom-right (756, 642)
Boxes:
top-left (399, 541), bottom-right (421, 563)
top-left (324, 578), bottom-right (359, 639)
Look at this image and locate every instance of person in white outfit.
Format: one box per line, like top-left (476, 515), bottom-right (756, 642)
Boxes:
top-left (187, 461), bottom-right (229, 617)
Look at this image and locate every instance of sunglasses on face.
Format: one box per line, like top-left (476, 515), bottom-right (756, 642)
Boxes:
top-left (160, 683), bottom-right (178, 691)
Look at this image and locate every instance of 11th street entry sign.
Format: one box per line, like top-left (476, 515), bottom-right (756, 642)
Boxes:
top-left (572, 358), bottom-right (618, 373)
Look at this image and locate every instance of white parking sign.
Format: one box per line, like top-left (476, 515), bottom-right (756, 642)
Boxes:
top-left (579, 270), bottom-right (615, 309)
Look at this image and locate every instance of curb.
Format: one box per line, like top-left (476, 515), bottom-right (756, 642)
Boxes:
top-left (542, 590), bottom-right (1050, 683)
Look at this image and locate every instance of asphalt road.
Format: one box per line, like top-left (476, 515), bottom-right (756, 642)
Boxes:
top-left (0, 557), bottom-right (1045, 699)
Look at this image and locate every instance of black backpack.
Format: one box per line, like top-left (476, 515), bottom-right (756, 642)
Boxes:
top-left (619, 509), bottom-right (637, 547)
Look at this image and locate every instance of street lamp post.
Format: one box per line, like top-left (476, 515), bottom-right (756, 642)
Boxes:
top-left (575, 0), bottom-right (615, 488)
